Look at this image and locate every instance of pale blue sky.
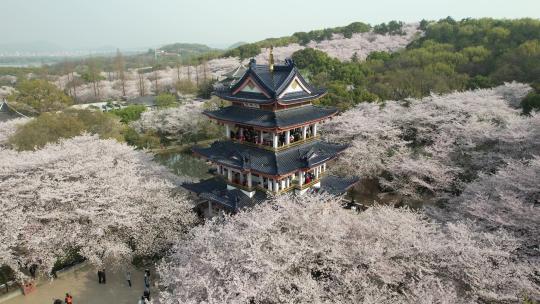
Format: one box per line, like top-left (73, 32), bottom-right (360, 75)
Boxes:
top-left (1, 0), bottom-right (539, 50)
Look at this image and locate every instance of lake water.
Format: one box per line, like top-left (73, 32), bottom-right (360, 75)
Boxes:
top-left (154, 151), bottom-right (211, 179)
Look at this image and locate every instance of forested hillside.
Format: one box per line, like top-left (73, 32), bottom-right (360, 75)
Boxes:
top-left (292, 17), bottom-right (540, 110)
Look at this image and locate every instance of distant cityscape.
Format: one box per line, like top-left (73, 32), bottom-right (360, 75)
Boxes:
top-left (0, 52), bottom-right (145, 68)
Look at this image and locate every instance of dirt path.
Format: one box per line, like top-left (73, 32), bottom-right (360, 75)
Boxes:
top-left (3, 264), bottom-right (152, 304)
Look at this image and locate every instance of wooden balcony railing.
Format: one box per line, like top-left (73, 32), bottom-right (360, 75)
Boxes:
top-left (216, 175), bottom-right (255, 191)
top-left (231, 135), bottom-right (319, 152)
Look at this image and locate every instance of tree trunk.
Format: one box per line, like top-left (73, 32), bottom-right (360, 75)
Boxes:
top-left (154, 71), bottom-right (159, 94)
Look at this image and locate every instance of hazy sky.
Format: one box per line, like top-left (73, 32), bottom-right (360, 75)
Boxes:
top-left (2, 0), bottom-right (540, 50)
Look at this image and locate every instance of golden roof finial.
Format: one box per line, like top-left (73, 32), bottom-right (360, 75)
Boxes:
top-left (269, 46), bottom-right (275, 72)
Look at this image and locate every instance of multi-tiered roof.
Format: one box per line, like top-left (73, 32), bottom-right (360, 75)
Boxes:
top-left (183, 57), bottom-right (357, 216)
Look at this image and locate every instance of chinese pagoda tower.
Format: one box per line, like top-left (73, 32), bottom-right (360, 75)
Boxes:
top-left (184, 55), bottom-right (358, 216)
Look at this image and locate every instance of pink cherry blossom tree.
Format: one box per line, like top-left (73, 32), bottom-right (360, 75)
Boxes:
top-left (431, 157), bottom-right (540, 259)
top-left (157, 194), bottom-right (538, 303)
top-left (323, 83), bottom-right (536, 199)
top-left (0, 135), bottom-right (197, 279)
top-left (131, 101), bottom-right (207, 139)
top-left (0, 117), bottom-right (30, 147)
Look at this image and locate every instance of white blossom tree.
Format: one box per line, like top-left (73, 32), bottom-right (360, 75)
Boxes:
top-left (0, 117), bottom-right (30, 147)
top-left (433, 156), bottom-right (540, 258)
top-left (157, 194), bottom-right (538, 303)
top-left (256, 23), bottom-right (421, 63)
top-left (323, 83), bottom-right (536, 199)
top-left (0, 135), bottom-right (197, 279)
top-left (131, 101), bottom-right (207, 139)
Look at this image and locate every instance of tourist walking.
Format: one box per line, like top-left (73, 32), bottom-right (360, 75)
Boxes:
top-left (97, 269), bottom-right (103, 284)
top-left (144, 272), bottom-right (150, 288)
top-left (126, 271), bottom-right (132, 287)
top-left (143, 286), bottom-right (151, 301)
top-left (64, 293), bottom-right (73, 304)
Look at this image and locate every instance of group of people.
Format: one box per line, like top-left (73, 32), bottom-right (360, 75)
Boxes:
top-left (52, 293), bottom-right (72, 304)
top-left (52, 268), bottom-right (151, 303)
top-left (102, 268), bottom-right (152, 303)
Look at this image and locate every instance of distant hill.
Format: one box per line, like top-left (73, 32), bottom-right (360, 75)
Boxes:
top-left (159, 43), bottom-right (216, 54)
top-left (227, 42), bottom-right (247, 49)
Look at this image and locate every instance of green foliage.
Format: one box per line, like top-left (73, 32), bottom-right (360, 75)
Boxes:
top-left (373, 21), bottom-right (405, 35)
top-left (0, 265), bottom-right (14, 292)
top-left (124, 127), bottom-right (161, 149)
top-left (521, 92), bottom-right (540, 114)
top-left (176, 79), bottom-right (198, 95)
top-left (293, 21), bottom-right (372, 45)
top-left (159, 43), bottom-right (214, 54)
top-left (290, 18), bottom-right (540, 111)
top-left (197, 79), bottom-right (217, 99)
top-left (492, 40), bottom-right (540, 84)
top-left (224, 43), bottom-right (261, 60)
top-left (156, 93), bottom-right (178, 108)
top-left (109, 105), bottom-right (147, 123)
top-left (9, 109), bottom-right (124, 151)
top-left (51, 248), bottom-right (85, 273)
top-left (7, 79), bottom-right (72, 115)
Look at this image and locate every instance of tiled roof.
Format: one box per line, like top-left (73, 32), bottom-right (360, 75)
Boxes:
top-left (319, 175), bottom-right (359, 195)
top-left (214, 58), bottom-right (327, 105)
top-left (193, 140), bottom-right (347, 176)
top-left (127, 95), bottom-right (157, 106)
top-left (0, 101), bottom-right (24, 122)
top-left (222, 64), bottom-right (247, 79)
top-left (204, 104), bottom-right (337, 129)
top-left (182, 177), bottom-right (267, 212)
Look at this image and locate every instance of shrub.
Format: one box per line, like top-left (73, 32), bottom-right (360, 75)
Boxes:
top-left (8, 109), bottom-right (123, 150)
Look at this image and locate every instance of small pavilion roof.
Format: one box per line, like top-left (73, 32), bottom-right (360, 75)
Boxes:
top-left (204, 104), bottom-right (337, 130)
top-left (222, 64), bottom-right (247, 80)
top-left (319, 175), bottom-right (359, 196)
top-left (182, 177), bottom-right (267, 212)
top-left (214, 58), bottom-right (327, 105)
top-left (193, 140), bottom-right (347, 176)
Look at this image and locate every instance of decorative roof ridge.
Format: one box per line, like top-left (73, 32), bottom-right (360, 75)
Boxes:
top-left (231, 59), bottom-right (274, 97)
top-left (274, 65), bottom-right (299, 95)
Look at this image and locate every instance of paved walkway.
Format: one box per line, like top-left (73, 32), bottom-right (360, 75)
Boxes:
top-left (2, 264), bottom-right (152, 304)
